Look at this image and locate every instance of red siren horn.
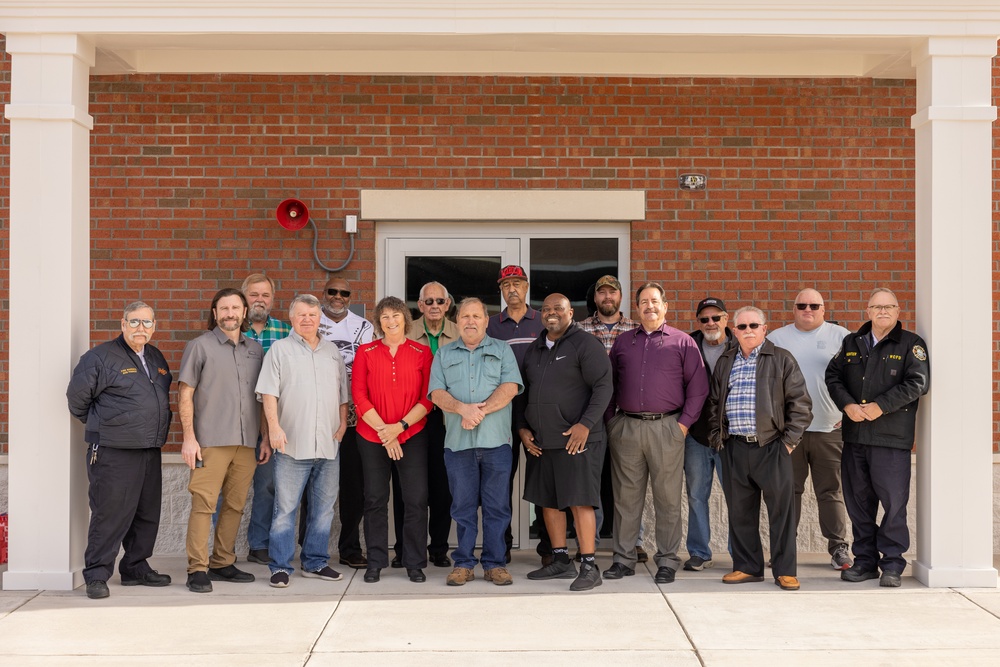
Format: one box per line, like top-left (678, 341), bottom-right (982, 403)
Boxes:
top-left (276, 198), bottom-right (310, 231)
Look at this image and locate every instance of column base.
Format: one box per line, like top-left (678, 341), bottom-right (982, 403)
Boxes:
top-left (911, 560), bottom-right (998, 588)
top-left (2, 568), bottom-right (83, 591)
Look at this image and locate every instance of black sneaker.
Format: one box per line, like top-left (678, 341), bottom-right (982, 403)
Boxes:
top-left (570, 562), bottom-right (602, 591)
top-left (602, 562), bottom-right (635, 580)
top-left (86, 580), bottom-right (110, 599)
top-left (208, 564), bottom-right (255, 583)
top-left (246, 549), bottom-right (270, 565)
top-left (527, 560), bottom-right (577, 580)
top-left (880, 571), bottom-right (902, 588)
top-left (841, 564), bottom-right (879, 583)
top-left (339, 553), bottom-right (368, 569)
top-left (654, 566), bottom-right (676, 584)
top-left (302, 566), bottom-right (343, 582)
top-left (635, 546), bottom-right (649, 563)
top-left (683, 556), bottom-right (713, 571)
top-left (186, 571), bottom-right (213, 593)
top-left (121, 570), bottom-right (171, 587)
top-left (269, 571), bottom-right (290, 588)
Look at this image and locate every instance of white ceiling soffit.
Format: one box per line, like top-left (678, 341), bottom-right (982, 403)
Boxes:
top-left (3, 1), bottom-right (999, 78)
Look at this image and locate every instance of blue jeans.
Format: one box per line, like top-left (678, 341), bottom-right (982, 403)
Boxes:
top-left (445, 445), bottom-right (512, 570)
top-left (247, 441), bottom-right (274, 551)
top-left (269, 451), bottom-right (340, 574)
top-left (684, 434), bottom-right (723, 560)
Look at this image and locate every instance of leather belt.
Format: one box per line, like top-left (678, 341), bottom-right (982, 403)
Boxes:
top-left (729, 434), bottom-right (759, 443)
top-left (622, 409), bottom-right (681, 421)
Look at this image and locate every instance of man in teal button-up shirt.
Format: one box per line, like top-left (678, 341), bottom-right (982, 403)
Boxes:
top-left (430, 297), bottom-right (522, 586)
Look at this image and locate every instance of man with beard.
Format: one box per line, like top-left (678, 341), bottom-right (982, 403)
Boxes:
top-left (486, 265), bottom-right (544, 562)
top-left (518, 294), bottom-right (613, 591)
top-left (66, 301), bottom-right (173, 599)
top-left (578, 274), bottom-right (643, 563)
top-left (179, 288), bottom-right (265, 593)
top-left (404, 281), bottom-right (459, 568)
top-left (317, 276), bottom-right (374, 569)
top-left (241, 273), bottom-right (291, 565)
top-left (682, 297), bottom-right (734, 572)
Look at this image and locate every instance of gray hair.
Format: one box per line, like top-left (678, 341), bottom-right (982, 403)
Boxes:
top-left (242, 273), bottom-right (275, 293)
top-left (457, 297), bottom-right (489, 319)
top-left (123, 301), bottom-right (154, 320)
top-left (289, 293), bottom-right (322, 317)
top-left (869, 287), bottom-right (897, 303)
top-left (418, 281), bottom-right (451, 301)
top-left (732, 306), bottom-right (766, 326)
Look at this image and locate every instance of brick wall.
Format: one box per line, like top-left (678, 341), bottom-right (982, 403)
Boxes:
top-left (0, 42), bottom-right (998, 453)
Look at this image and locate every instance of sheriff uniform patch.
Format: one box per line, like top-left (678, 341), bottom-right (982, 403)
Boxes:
top-left (912, 345), bottom-right (927, 361)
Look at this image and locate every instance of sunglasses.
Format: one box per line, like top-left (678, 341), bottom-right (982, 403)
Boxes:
top-left (795, 303), bottom-right (822, 311)
top-left (735, 323), bottom-right (763, 330)
top-left (423, 298), bottom-right (448, 306)
top-left (699, 315), bottom-right (723, 324)
top-left (125, 319), bottom-right (154, 329)
top-left (326, 288), bottom-right (351, 297)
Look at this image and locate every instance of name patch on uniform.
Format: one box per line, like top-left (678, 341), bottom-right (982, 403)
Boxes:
top-left (888, 354), bottom-right (902, 361)
top-left (846, 351), bottom-right (858, 357)
top-left (158, 367), bottom-right (168, 376)
top-left (912, 345), bottom-right (927, 361)
top-left (121, 368), bottom-right (138, 375)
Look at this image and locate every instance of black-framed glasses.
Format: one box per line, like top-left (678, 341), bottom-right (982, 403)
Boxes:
top-left (327, 288), bottom-right (351, 297)
top-left (699, 315), bottom-right (723, 324)
top-left (735, 323), bottom-right (763, 330)
top-left (125, 319), bottom-right (154, 329)
top-left (423, 298), bottom-right (447, 306)
top-left (795, 303), bottom-right (822, 311)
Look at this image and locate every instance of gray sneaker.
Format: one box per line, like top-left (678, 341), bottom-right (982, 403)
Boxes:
top-left (683, 555), bottom-right (714, 571)
top-left (527, 559), bottom-right (577, 580)
top-left (570, 562), bottom-right (602, 591)
top-left (831, 544), bottom-right (853, 571)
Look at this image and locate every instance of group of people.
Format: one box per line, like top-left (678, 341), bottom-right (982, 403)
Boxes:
top-left (66, 266), bottom-right (930, 599)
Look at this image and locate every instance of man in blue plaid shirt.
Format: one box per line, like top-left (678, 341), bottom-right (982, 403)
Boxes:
top-left (706, 306), bottom-right (811, 591)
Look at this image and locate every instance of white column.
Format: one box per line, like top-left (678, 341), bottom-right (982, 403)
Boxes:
top-left (2, 34), bottom-right (94, 590)
top-left (911, 36), bottom-right (998, 588)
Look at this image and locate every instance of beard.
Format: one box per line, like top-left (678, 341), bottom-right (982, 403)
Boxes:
top-left (219, 317), bottom-right (242, 331)
top-left (703, 329), bottom-right (723, 342)
top-left (597, 301), bottom-right (618, 317)
top-left (248, 304), bottom-right (270, 324)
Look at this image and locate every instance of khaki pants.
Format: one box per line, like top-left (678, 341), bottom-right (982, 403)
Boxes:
top-left (186, 445), bottom-right (257, 573)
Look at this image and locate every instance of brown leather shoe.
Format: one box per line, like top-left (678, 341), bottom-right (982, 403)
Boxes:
top-left (446, 567), bottom-right (475, 586)
top-left (484, 567), bottom-right (513, 586)
top-left (722, 570), bottom-right (765, 584)
top-left (775, 576), bottom-right (800, 590)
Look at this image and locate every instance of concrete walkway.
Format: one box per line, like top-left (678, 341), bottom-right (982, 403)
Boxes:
top-left (1, 552), bottom-right (999, 666)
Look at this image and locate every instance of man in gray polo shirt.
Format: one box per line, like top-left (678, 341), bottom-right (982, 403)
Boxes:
top-left (179, 287), bottom-right (265, 593)
top-left (256, 293), bottom-right (350, 588)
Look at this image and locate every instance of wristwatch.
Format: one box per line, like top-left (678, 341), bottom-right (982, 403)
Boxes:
top-left (399, 419), bottom-right (410, 431)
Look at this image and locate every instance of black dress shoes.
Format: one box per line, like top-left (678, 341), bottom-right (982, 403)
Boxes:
top-left (121, 570), bottom-right (171, 587)
top-left (654, 566), bottom-right (676, 584)
top-left (602, 563), bottom-right (635, 580)
top-left (364, 568), bottom-right (381, 583)
top-left (429, 553), bottom-right (451, 568)
top-left (407, 568), bottom-right (426, 583)
top-left (391, 554), bottom-right (403, 569)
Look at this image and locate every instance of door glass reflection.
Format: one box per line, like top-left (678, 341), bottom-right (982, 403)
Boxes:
top-left (529, 238), bottom-right (619, 320)
top-left (404, 256), bottom-right (503, 320)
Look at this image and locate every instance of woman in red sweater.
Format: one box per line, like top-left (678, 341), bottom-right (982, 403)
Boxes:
top-left (352, 296), bottom-right (434, 584)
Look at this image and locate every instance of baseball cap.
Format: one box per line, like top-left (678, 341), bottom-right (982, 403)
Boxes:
top-left (594, 275), bottom-right (622, 292)
top-left (498, 265), bottom-right (528, 284)
top-left (696, 297), bottom-right (727, 315)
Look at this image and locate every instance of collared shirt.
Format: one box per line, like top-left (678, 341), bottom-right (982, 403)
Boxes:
top-left (428, 335), bottom-right (523, 452)
top-left (255, 331), bottom-right (349, 461)
top-left (179, 327), bottom-right (264, 448)
top-left (244, 316), bottom-right (291, 353)
top-left (352, 338), bottom-right (434, 445)
top-left (486, 307), bottom-right (545, 366)
top-left (407, 316), bottom-right (459, 355)
top-left (318, 309), bottom-right (374, 427)
top-left (725, 344), bottom-right (761, 436)
top-left (609, 323), bottom-right (709, 429)
top-left (578, 312), bottom-right (639, 353)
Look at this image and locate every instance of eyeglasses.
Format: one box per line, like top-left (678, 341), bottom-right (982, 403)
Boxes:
top-left (423, 298), bottom-right (447, 306)
top-left (125, 319), bottom-right (154, 329)
top-left (326, 288), bottom-right (351, 297)
top-left (735, 323), bottom-right (763, 330)
top-left (867, 304), bottom-right (899, 312)
top-left (699, 315), bottom-right (723, 324)
top-left (795, 303), bottom-right (822, 311)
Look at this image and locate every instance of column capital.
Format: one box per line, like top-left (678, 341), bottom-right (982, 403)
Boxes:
top-left (911, 36), bottom-right (999, 65)
top-left (4, 33), bottom-right (95, 65)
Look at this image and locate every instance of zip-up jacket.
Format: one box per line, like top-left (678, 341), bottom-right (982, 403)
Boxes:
top-left (687, 327), bottom-right (736, 445)
top-left (515, 323), bottom-right (613, 449)
top-left (66, 334), bottom-right (173, 449)
top-left (825, 321), bottom-right (929, 450)
top-left (707, 339), bottom-right (812, 451)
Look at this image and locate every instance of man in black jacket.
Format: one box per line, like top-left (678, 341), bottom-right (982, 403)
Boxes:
top-left (66, 301), bottom-right (174, 599)
top-left (825, 287), bottom-right (930, 588)
top-left (517, 294), bottom-right (613, 591)
top-left (708, 306), bottom-right (812, 591)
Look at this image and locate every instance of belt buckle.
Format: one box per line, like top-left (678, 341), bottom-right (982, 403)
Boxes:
top-left (746, 434), bottom-right (758, 443)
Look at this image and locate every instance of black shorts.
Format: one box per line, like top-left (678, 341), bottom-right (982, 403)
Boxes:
top-left (523, 438), bottom-right (606, 510)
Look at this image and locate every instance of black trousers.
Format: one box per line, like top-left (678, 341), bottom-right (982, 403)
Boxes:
top-left (841, 441), bottom-right (911, 574)
top-left (360, 430), bottom-right (429, 569)
top-left (392, 410), bottom-right (452, 558)
top-left (505, 426), bottom-right (522, 554)
top-left (336, 427), bottom-right (365, 558)
top-left (721, 437), bottom-right (797, 578)
top-left (84, 446), bottom-right (162, 584)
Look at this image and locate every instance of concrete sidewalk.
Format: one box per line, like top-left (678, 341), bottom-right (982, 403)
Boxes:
top-left (1, 552), bottom-right (999, 666)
